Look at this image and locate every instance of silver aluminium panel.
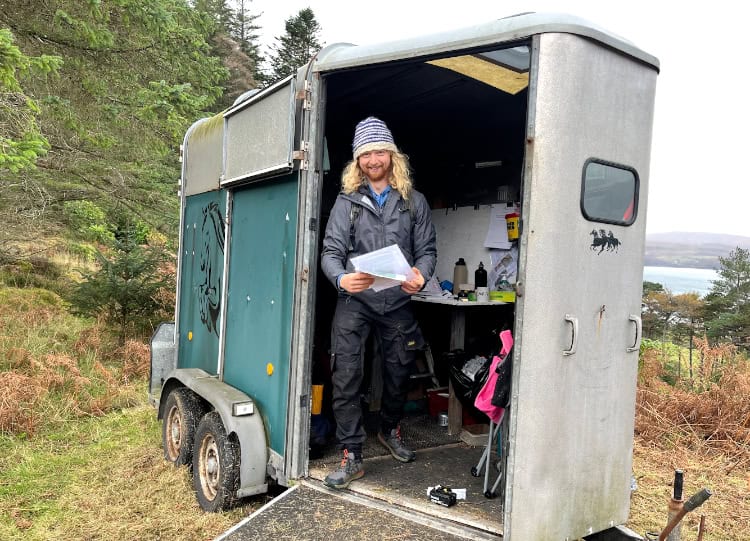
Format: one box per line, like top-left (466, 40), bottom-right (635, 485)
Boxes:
top-left (223, 76), bottom-right (296, 184)
top-left (504, 33), bottom-right (657, 540)
top-left (183, 114), bottom-right (223, 196)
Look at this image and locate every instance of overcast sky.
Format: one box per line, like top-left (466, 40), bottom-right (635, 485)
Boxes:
top-left (248, 0), bottom-right (748, 237)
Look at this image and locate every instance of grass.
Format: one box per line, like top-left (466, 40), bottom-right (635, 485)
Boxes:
top-left (0, 283), bottom-right (748, 540)
top-left (628, 442), bottom-right (750, 540)
top-left (0, 399), bottom-right (263, 540)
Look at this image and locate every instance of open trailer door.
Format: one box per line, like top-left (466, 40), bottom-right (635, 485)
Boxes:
top-left (503, 33), bottom-right (656, 540)
top-left (219, 75), bottom-right (303, 483)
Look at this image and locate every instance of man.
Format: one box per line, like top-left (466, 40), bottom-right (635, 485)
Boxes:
top-left (320, 116), bottom-right (437, 489)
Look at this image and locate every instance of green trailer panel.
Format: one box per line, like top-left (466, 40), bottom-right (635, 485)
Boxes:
top-left (177, 190), bottom-right (227, 375)
top-left (223, 174), bottom-right (299, 455)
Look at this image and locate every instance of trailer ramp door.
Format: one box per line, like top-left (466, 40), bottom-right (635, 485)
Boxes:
top-left (217, 482), bottom-right (494, 541)
top-left (504, 33), bottom-right (654, 540)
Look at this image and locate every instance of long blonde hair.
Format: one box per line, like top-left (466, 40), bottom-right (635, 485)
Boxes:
top-left (340, 150), bottom-right (413, 199)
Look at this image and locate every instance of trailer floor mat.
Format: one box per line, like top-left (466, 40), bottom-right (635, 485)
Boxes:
top-left (308, 443), bottom-right (503, 536)
top-left (217, 482), bottom-right (495, 541)
top-left (310, 412), bottom-right (462, 464)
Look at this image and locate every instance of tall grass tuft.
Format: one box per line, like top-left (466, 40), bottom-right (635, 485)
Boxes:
top-left (0, 287), bottom-right (147, 437)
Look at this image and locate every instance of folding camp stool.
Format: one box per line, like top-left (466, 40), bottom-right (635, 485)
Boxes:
top-left (470, 411), bottom-right (505, 498)
top-left (471, 330), bottom-right (513, 499)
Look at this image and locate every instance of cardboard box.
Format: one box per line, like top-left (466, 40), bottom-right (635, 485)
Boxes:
top-left (460, 424), bottom-right (490, 446)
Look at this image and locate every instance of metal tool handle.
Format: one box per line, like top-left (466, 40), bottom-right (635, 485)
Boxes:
top-left (683, 488), bottom-right (712, 512)
top-left (673, 469), bottom-right (684, 501)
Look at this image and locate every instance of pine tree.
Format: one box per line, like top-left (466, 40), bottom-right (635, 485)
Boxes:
top-left (702, 247), bottom-right (750, 349)
top-left (0, 29), bottom-right (60, 174)
top-left (193, 0), bottom-right (235, 29)
top-left (266, 8), bottom-right (322, 84)
top-left (232, 0), bottom-right (265, 85)
top-left (193, 0), bottom-right (260, 107)
top-left (71, 226), bottom-right (174, 343)
top-left (0, 0), bottom-right (227, 254)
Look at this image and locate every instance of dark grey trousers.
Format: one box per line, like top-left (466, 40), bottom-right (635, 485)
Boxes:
top-left (330, 297), bottom-right (424, 453)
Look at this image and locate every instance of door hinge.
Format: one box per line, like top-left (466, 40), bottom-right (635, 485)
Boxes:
top-left (309, 217), bottom-right (317, 231)
top-left (300, 394), bottom-right (309, 408)
top-left (293, 141), bottom-right (310, 170)
top-left (296, 80), bottom-right (312, 110)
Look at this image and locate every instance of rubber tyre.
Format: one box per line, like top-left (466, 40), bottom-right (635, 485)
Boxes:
top-left (162, 387), bottom-right (207, 466)
top-left (192, 411), bottom-right (241, 512)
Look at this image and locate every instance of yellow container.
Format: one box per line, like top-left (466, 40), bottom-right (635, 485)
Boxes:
top-left (311, 384), bottom-right (324, 415)
top-left (490, 290), bottom-right (516, 303)
top-left (505, 212), bottom-right (519, 240)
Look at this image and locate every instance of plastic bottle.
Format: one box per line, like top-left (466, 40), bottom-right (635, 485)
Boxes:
top-left (452, 258), bottom-right (467, 294)
top-left (475, 262), bottom-right (489, 301)
top-left (474, 262), bottom-right (487, 288)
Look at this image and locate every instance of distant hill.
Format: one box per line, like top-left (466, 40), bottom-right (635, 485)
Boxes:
top-left (645, 232), bottom-right (750, 269)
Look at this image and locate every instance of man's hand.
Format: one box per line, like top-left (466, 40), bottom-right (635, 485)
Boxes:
top-left (401, 267), bottom-right (425, 294)
top-left (340, 272), bottom-right (375, 293)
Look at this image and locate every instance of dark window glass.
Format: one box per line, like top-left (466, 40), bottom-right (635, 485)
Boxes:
top-left (581, 160), bottom-right (638, 225)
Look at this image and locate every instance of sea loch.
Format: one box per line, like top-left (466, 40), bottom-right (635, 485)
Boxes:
top-left (642, 266), bottom-right (718, 297)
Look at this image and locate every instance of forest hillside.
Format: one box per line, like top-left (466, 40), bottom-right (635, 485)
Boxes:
top-left (1, 4), bottom-right (749, 540)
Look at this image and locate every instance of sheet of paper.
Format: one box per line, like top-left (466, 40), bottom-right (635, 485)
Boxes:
top-left (484, 203), bottom-right (518, 249)
top-left (412, 275), bottom-right (452, 298)
top-left (350, 244), bottom-right (415, 292)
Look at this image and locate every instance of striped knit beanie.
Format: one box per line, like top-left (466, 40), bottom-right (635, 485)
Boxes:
top-left (352, 117), bottom-right (399, 159)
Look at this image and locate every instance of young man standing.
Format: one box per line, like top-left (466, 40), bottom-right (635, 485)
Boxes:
top-left (320, 117), bottom-right (437, 489)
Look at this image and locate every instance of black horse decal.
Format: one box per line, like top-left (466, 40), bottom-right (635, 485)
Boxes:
top-left (198, 202), bottom-right (225, 336)
top-left (590, 229), bottom-right (621, 254)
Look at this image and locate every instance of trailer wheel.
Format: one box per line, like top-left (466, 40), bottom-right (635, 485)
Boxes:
top-left (192, 411), bottom-right (240, 512)
top-left (162, 387), bottom-right (206, 466)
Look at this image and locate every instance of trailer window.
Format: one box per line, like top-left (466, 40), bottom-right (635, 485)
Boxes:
top-left (581, 159), bottom-right (638, 225)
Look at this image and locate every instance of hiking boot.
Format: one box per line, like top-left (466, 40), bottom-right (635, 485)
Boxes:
top-left (378, 427), bottom-right (416, 463)
top-left (323, 449), bottom-right (364, 489)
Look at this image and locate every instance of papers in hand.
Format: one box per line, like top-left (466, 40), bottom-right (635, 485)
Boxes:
top-left (350, 244), bottom-right (415, 292)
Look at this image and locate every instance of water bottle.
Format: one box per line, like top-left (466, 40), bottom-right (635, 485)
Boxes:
top-left (475, 262), bottom-right (489, 301)
top-left (452, 258), bottom-right (467, 294)
top-left (474, 262), bottom-right (487, 288)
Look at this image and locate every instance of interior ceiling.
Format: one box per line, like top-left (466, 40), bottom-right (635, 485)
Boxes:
top-left (322, 46), bottom-right (530, 205)
top-left (324, 57), bottom-right (527, 155)
top-left (426, 55), bottom-right (529, 95)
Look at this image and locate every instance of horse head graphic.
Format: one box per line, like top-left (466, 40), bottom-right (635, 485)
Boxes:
top-left (198, 202), bottom-right (225, 336)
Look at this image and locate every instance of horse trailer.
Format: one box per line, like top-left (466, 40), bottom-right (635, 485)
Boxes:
top-left (150, 12), bottom-right (659, 540)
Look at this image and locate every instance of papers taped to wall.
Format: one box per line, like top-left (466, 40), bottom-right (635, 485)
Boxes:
top-left (484, 203), bottom-right (519, 249)
top-left (488, 244), bottom-right (518, 290)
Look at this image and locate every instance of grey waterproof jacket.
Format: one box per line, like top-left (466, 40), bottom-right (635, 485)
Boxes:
top-left (321, 185), bottom-right (437, 314)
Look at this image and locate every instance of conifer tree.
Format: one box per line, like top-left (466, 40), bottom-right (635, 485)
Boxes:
top-left (0, 29), bottom-right (60, 174)
top-left (703, 247), bottom-right (750, 349)
top-left (232, 0), bottom-right (265, 85)
top-left (0, 0), bottom-right (227, 252)
top-left (266, 8), bottom-right (322, 84)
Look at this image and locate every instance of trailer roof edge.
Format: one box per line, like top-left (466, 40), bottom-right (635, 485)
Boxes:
top-left (313, 12), bottom-right (660, 73)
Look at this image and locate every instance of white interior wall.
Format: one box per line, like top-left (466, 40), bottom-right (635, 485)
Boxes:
top-left (431, 204), bottom-right (513, 286)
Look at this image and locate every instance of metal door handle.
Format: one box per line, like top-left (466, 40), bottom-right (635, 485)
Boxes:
top-left (627, 315), bottom-right (642, 352)
top-left (563, 314), bottom-right (578, 356)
